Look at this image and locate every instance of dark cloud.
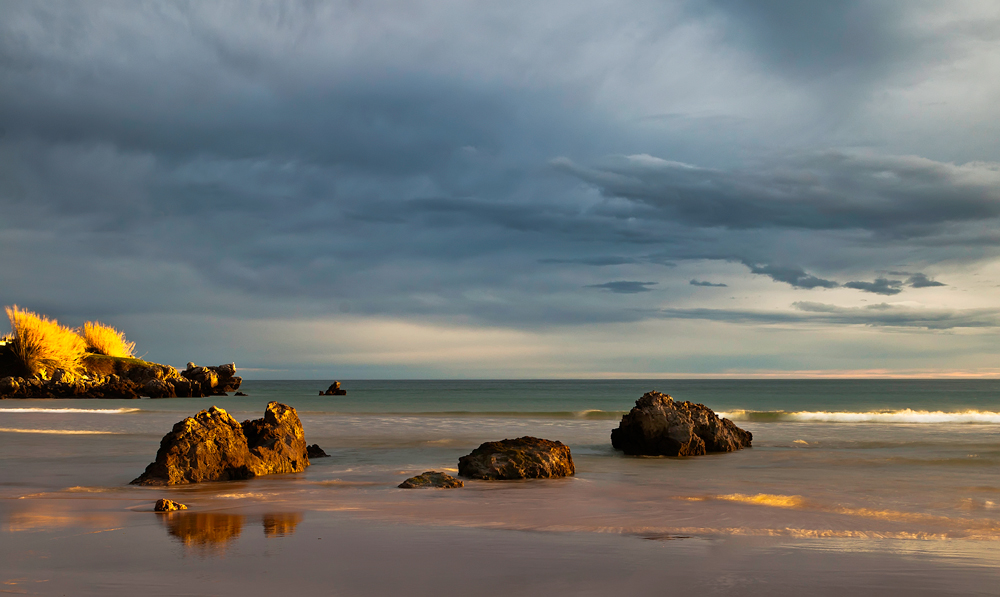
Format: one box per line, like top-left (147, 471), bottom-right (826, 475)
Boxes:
top-left (890, 272), bottom-right (947, 288)
top-left (587, 281), bottom-right (658, 294)
top-left (742, 262), bottom-right (838, 289)
top-left (843, 278), bottom-right (904, 296)
top-left (690, 280), bottom-right (727, 287)
top-left (539, 256), bottom-right (639, 266)
top-left (655, 302), bottom-right (1000, 330)
top-left (554, 153), bottom-right (1000, 235)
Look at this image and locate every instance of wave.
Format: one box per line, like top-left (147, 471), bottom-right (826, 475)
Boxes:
top-left (720, 409), bottom-right (1000, 424)
top-left (304, 410), bottom-right (627, 420)
top-left (0, 407), bottom-right (141, 414)
top-left (0, 427), bottom-right (121, 434)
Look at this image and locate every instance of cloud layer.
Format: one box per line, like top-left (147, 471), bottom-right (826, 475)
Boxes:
top-left (2, 1), bottom-right (1000, 375)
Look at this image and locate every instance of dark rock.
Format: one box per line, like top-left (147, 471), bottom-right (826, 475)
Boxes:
top-left (611, 391), bottom-right (752, 457)
top-left (321, 381), bottom-right (347, 396)
top-left (458, 436), bottom-right (575, 480)
top-left (235, 391), bottom-right (248, 396)
top-left (398, 471), bottom-right (464, 488)
top-left (181, 362), bottom-right (242, 396)
top-left (154, 498), bottom-right (187, 512)
top-left (130, 401), bottom-right (310, 485)
top-left (306, 444), bottom-right (329, 458)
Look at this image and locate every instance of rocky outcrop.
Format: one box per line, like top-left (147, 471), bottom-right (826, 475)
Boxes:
top-left (306, 444), bottom-right (329, 458)
top-left (131, 401), bottom-right (310, 486)
top-left (320, 381), bottom-right (346, 396)
top-left (398, 471), bottom-right (464, 488)
top-left (458, 437), bottom-right (575, 480)
top-left (0, 358), bottom-right (242, 399)
top-left (181, 362), bottom-right (242, 396)
top-left (611, 391), bottom-right (752, 457)
top-left (155, 498), bottom-right (188, 512)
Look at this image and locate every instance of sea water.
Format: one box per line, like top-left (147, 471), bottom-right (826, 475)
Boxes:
top-left (2, 379), bottom-right (1000, 595)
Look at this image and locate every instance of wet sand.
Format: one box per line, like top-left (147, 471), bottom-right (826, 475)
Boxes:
top-left (4, 489), bottom-right (1000, 597)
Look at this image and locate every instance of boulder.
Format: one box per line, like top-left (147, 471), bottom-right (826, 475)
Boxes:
top-left (398, 471), bottom-right (464, 489)
top-left (131, 401), bottom-right (310, 485)
top-left (458, 436), bottom-right (575, 480)
top-left (240, 402), bottom-right (310, 475)
top-left (306, 444), bottom-right (329, 458)
top-left (611, 391), bottom-right (752, 457)
top-left (154, 498), bottom-right (188, 512)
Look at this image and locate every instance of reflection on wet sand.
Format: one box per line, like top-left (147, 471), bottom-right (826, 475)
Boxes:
top-left (160, 512), bottom-right (304, 551)
top-left (263, 512), bottom-right (303, 537)
top-left (163, 513), bottom-right (246, 551)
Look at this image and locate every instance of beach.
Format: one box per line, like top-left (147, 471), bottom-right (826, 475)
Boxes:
top-left (3, 379), bottom-right (1000, 595)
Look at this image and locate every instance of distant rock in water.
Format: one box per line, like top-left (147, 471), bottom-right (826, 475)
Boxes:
top-left (611, 391), bottom-right (752, 457)
top-left (320, 380), bottom-right (347, 396)
top-left (155, 498), bottom-right (187, 512)
top-left (458, 436), bottom-right (575, 480)
top-left (398, 471), bottom-right (464, 488)
top-left (306, 444), bottom-right (329, 458)
top-left (131, 401), bottom-right (310, 486)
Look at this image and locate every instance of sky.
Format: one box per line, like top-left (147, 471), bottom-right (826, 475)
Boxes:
top-left (3, 1), bottom-right (1000, 378)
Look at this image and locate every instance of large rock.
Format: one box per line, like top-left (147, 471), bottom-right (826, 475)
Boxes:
top-left (458, 436), bottom-right (575, 480)
top-left (131, 401), bottom-right (310, 485)
top-left (398, 471), bottom-right (464, 489)
top-left (611, 391), bottom-right (752, 456)
top-left (181, 362), bottom-right (242, 396)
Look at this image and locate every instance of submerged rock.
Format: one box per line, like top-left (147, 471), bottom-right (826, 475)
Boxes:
top-left (398, 471), bottom-right (464, 489)
top-left (458, 436), bottom-right (575, 480)
top-left (611, 391), bottom-right (752, 457)
top-left (155, 498), bottom-right (188, 512)
top-left (131, 401), bottom-right (310, 485)
top-left (306, 444), bottom-right (329, 458)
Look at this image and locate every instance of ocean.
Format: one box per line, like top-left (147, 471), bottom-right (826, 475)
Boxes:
top-left (2, 379), bottom-right (1000, 595)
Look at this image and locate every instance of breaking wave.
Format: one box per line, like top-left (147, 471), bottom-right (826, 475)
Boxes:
top-left (0, 427), bottom-right (121, 434)
top-left (720, 409), bottom-right (1000, 424)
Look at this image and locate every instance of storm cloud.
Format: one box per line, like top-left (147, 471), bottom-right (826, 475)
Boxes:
top-left (1, 1), bottom-right (999, 375)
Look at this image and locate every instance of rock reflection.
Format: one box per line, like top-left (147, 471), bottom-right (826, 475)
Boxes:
top-left (160, 511), bottom-right (304, 552)
top-left (163, 513), bottom-right (246, 551)
top-left (262, 512), bottom-right (303, 537)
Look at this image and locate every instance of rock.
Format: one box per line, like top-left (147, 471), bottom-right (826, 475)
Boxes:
top-left (130, 401), bottom-right (310, 485)
top-left (306, 444), bottom-right (329, 458)
top-left (181, 362), bottom-right (242, 396)
top-left (321, 381), bottom-right (347, 396)
top-left (610, 391), bottom-right (752, 457)
top-left (458, 436), bottom-right (575, 480)
top-left (235, 391), bottom-right (248, 396)
top-left (240, 402), bottom-right (310, 475)
top-left (154, 498), bottom-right (187, 512)
top-left (398, 471), bottom-right (464, 488)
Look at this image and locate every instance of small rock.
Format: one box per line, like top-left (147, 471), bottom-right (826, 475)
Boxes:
top-left (458, 436), bottom-right (575, 480)
top-left (398, 471), bottom-right (464, 488)
top-left (321, 381), bottom-right (347, 396)
top-left (306, 444), bottom-right (329, 458)
top-left (235, 391), bottom-right (248, 396)
top-left (155, 498), bottom-right (187, 512)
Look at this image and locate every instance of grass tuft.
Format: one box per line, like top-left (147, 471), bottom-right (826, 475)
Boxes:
top-left (81, 321), bottom-right (137, 358)
top-left (5, 305), bottom-right (86, 377)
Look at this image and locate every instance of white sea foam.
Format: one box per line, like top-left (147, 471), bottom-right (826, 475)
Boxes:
top-left (720, 409), bottom-right (1000, 424)
top-left (0, 427), bottom-right (120, 434)
top-left (0, 407), bottom-right (141, 414)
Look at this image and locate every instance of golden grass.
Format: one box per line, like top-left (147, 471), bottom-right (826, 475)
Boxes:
top-left (5, 305), bottom-right (86, 377)
top-left (81, 321), bottom-right (136, 358)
